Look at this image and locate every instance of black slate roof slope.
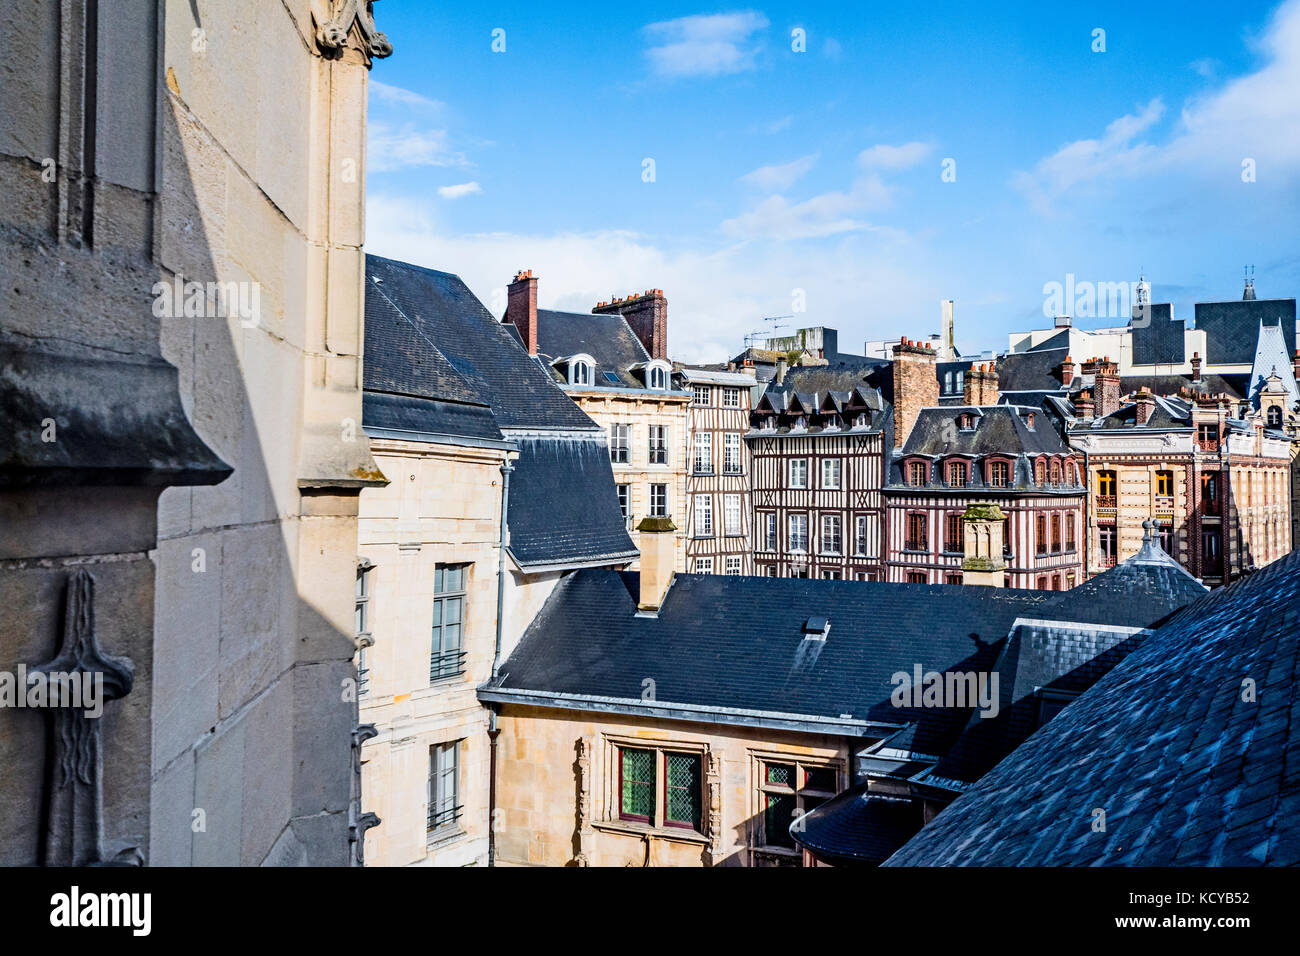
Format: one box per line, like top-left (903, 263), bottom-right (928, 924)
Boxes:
top-left (794, 788), bottom-right (923, 865)
top-left (898, 405), bottom-right (1070, 459)
top-left (1131, 302), bottom-right (1186, 366)
top-left (997, 347), bottom-right (1068, 392)
top-left (885, 548), bottom-right (1300, 866)
top-left (488, 571), bottom-right (1061, 746)
top-left (506, 437), bottom-right (638, 569)
top-left (1195, 298), bottom-right (1296, 365)
top-left (534, 309), bottom-right (651, 388)
top-left (365, 255), bottom-right (596, 431)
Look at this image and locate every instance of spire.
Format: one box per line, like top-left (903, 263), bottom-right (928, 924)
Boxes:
top-left (1244, 265), bottom-right (1256, 300)
top-left (1135, 273), bottom-right (1150, 307)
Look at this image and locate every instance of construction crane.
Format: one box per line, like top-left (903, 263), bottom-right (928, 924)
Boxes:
top-left (743, 315), bottom-right (794, 351)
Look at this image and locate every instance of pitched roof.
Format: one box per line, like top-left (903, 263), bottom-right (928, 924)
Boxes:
top-left (1131, 302), bottom-right (1186, 366)
top-left (364, 255), bottom-right (597, 432)
top-left (534, 308), bottom-right (653, 389)
top-left (793, 788), bottom-right (923, 865)
top-left (996, 347), bottom-right (1068, 392)
top-left (1249, 318), bottom-right (1300, 407)
top-left (505, 437), bottom-right (638, 570)
top-left (885, 548), bottom-right (1300, 866)
top-left (897, 405), bottom-right (1070, 461)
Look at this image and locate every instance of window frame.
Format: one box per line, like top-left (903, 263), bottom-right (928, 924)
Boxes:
top-left (648, 425), bottom-right (669, 465)
top-left (820, 513), bottom-right (842, 555)
top-left (427, 740), bottom-right (462, 836)
top-left (789, 458), bottom-right (808, 488)
top-left (649, 483), bottom-right (668, 518)
top-left (722, 387), bottom-right (741, 408)
top-left (693, 431), bottom-right (713, 475)
top-left (755, 757), bottom-right (840, 859)
top-left (692, 384), bottom-right (711, 406)
top-left (723, 493), bottom-right (742, 537)
top-left (821, 458), bottom-right (842, 489)
top-left (788, 513), bottom-right (809, 553)
top-left (694, 493), bottom-right (714, 538)
top-left (609, 423), bottom-right (630, 464)
top-left (723, 432), bottom-right (743, 474)
top-left (905, 511), bottom-right (928, 552)
top-left (431, 563), bottom-right (469, 682)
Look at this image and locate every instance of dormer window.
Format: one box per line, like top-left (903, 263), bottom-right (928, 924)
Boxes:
top-left (959, 414), bottom-right (974, 431)
top-left (793, 416), bottom-right (807, 432)
top-left (647, 362), bottom-right (669, 390)
top-left (1026, 412), bottom-right (1036, 429)
top-left (854, 413), bottom-right (867, 429)
top-left (567, 354), bottom-right (595, 386)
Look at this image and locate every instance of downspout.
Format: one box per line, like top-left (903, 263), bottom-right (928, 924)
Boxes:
top-left (488, 458), bottom-right (513, 868)
top-left (1082, 448), bottom-right (1091, 577)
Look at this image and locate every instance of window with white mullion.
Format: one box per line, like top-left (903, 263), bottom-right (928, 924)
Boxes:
top-left (694, 494), bottom-right (714, 538)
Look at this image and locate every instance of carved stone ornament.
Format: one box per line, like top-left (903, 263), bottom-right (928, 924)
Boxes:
top-left (34, 570), bottom-right (139, 866)
top-left (573, 737), bottom-right (593, 866)
top-left (316, 0), bottom-right (393, 64)
top-left (704, 751), bottom-right (723, 865)
top-left (349, 723), bottom-right (381, 865)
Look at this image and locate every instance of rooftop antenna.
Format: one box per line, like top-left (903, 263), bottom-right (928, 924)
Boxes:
top-left (744, 314), bottom-right (794, 350)
top-left (1244, 264), bottom-right (1256, 300)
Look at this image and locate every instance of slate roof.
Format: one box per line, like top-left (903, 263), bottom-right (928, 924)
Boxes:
top-left (996, 347), bottom-right (1068, 392)
top-left (885, 547), bottom-right (1300, 866)
top-left (505, 437), bottom-right (638, 569)
top-left (1116, 372), bottom-right (1247, 401)
top-left (1249, 319), bottom-right (1300, 407)
top-left (534, 309), bottom-right (654, 389)
top-left (365, 255), bottom-right (597, 431)
top-left (794, 788), bottom-right (923, 865)
top-left (1195, 297), bottom-right (1296, 366)
top-left (1131, 302), bottom-right (1186, 366)
top-left (1080, 394), bottom-right (1192, 432)
top-left (898, 405), bottom-right (1070, 459)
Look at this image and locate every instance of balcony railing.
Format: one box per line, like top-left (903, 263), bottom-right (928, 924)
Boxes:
top-left (427, 803), bottom-right (463, 833)
top-left (429, 649), bottom-right (467, 682)
top-left (1096, 495), bottom-right (1117, 509)
top-left (1100, 554), bottom-right (1117, 568)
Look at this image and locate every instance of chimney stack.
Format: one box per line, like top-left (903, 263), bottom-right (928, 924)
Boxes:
top-left (1191, 351), bottom-right (1202, 383)
top-left (593, 289), bottom-right (668, 360)
top-left (636, 517), bottom-right (677, 614)
top-left (941, 300), bottom-right (955, 361)
top-left (1075, 389), bottom-right (1095, 420)
top-left (963, 362), bottom-right (999, 407)
top-left (1081, 357), bottom-right (1121, 418)
top-left (960, 503), bottom-right (1007, 587)
top-left (892, 337), bottom-right (939, 447)
top-left (1061, 355), bottom-right (1075, 387)
top-left (1135, 388), bottom-right (1155, 425)
top-left (505, 269), bottom-right (539, 355)
top-left (776, 355), bottom-right (788, 384)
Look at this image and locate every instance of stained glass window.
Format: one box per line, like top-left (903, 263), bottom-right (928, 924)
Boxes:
top-left (664, 753), bottom-right (701, 829)
top-left (620, 748), bottom-right (655, 822)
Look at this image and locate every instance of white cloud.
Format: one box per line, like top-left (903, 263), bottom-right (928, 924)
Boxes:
top-left (368, 80), bottom-right (443, 110)
top-left (739, 154), bottom-right (819, 190)
top-left (857, 141), bottom-right (933, 170)
top-left (643, 11), bottom-right (770, 78)
top-left (364, 195), bottom-right (932, 364)
top-left (1016, 0), bottom-right (1300, 213)
top-left (437, 181), bottom-right (482, 199)
top-left (367, 122), bottom-right (466, 173)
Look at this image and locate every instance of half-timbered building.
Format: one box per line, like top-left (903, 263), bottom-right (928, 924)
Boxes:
top-left (679, 367), bottom-right (758, 575)
top-left (747, 360), bottom-right (889, 580)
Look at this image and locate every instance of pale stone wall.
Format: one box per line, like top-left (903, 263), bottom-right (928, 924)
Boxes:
top-left (358, 438), bottom-right (509, 866)
top-left (493, 706), bottom-right (850, 867)
top-left (571, 392), bottom-right (689, 572)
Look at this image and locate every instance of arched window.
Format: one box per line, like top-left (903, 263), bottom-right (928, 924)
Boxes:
top-left (1034, 458), bottom-right (1046, 486)
top-left (988, 460), bottom-right (1009, 487)
top-left (1267, 405), bottom-right (1282, 428)
top-left (907, 461), bottom-right (928, 486)
top-left (648, 367), bottom-right (666, 389)
top-left (1049, 459), bottom-right (1061, 485)
top-left (946, 460), bottom-right (968, 487)
top-left (569, 357), bottom-right (594, 386)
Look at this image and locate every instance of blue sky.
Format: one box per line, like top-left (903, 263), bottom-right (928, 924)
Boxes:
top-left (364, 1), bottom-right (1300, 362)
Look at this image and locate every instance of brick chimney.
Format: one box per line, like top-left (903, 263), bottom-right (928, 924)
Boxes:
top-left (1081, 357), bottom-right (1121, 418)
top-left (892, 337), bottom-right (939, 447)
top-left (1061, 355), bottom-right (1075, 387)
top-left (1191, 351), bottom-right (1202, 383)
top-left (593, 289), bottom-right (668, 360)
top-left (505, 269), bottom-right (539, 354)
top-left (776, 356), bottom-right (788, 384)
top-left (636, 517), bottom-right (677, 614)
top-left (1075, 389), bottom-right (1095, 419)
top-left (1135, 388), bottom-right (1155, 425)
top-left (963, 362), bottom-right (999, 407)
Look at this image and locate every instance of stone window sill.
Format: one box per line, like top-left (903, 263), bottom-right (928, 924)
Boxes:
top-left (592, 820), bottom-right (708, 845)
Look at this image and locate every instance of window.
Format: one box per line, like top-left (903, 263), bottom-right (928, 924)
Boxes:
top-left (945, 572), bottom-right (962, 585)
top-left (761, 512), bottom-right (777, 551)
top-left (1267, 405), bottom-right (1283, 428)
top-left (1066, 513), bottom-right (1076, 551)
top-left (1157, 520), bottom-right (1174, 553)
top-left (693, 432), bottom-right (713, 474)
top-left (946, 513), bottom-right (963, 553)
top-left (758, 761), bottom-right (838, 854)
top-left (907, 461), bottom-right (928, 486)
top-left (959, 413), bottom-right (974, 431)
top-left (431, 564), bottom-right (468, 681)
top-left (906, 571), bottom-right (928, 584)
top-left (724, 494), bottom-right (742, 536)
top-left (692, 385), bottom-right (711, 406)
top-left (609, 424), bottom-right (629, 463)
top-left (1051, 514), bottom-right (1062, 553)
top-left (1037, 575), bottom-right (1048, 590)
top-left (1198, 422), bottom-right (1219, 448)
top-left (789, 514), bottom-right (808, 552)
top-left (428, 741), bottom-right (461, 834)
top-left (789, 459), bottom-right (807, 488)
top-left (648, 425), bottom-right (668, 465)
top-left (821, 569), bottom-right (841, 580)
top-left (906, 512), bottom-right (927, 551)
top-left (1066, 571), bottom-right (1077, 589)
top-left (822, 458), bottom-right (841, 489)
top-left (988, 460), bottom-right (1009, 487)
top-left (945, 370), bottom-right (955, 393)
top-left (603, 371), bottom-right (621, 385)
top-left (947, 460), bottom-right (968, 487)
top-left (725, 555), bottom-right (742, 576)
top-left (618, 746), bottom-right (703, 831)
top-left (1202, 472), bottom-right (1220, 513)
top-left (1035, 459), bottom-right (1046, 486)
top-left (821, 514), bottom-right (842, 555)
top-left (650, 483), bottom-right (668, 517)
top-left (1036, 515), bottom-right (1048, 556)
top-left (693, 557), bottom-right (714, 574)
top-left (1050, 459), bottom-right (1062, 485)
top-left (854, 515), bottom-right (868, 556)
top-left (1026, 412), bottom-right (1036, 429)
top-left (648, 365), bottom-right (667, 390)
top-left (571, 360), bottom-right (593, 386)
top-left (1099, 524), bottom-right (1117, 566)
top-left (723, 433), bottom-right (742, 474)
top-left (764, 565), bottom-right (778, 577)
top-left (1156, 470), bottom-right (1173, 497)
top-left (694, 494), bottom-right (714, 538)
top-left (1202, 529), bottom-right (1222, 562)
top-left (723, 387), bottom-right (741, 408)
top-left (1097, 470), bottom-right (1116, 497)
top-left (616, 484), bottom-right (631, 528)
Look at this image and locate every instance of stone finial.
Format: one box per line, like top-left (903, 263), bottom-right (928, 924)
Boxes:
top-left (316, 0), bottom-right (393, 65)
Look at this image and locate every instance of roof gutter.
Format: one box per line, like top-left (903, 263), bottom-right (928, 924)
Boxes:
top-left (476, 686), bottom-right (901, 738)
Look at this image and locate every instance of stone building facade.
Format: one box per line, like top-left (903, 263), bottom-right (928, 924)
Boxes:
top-left (1, 0), bottom-right (389, 866)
